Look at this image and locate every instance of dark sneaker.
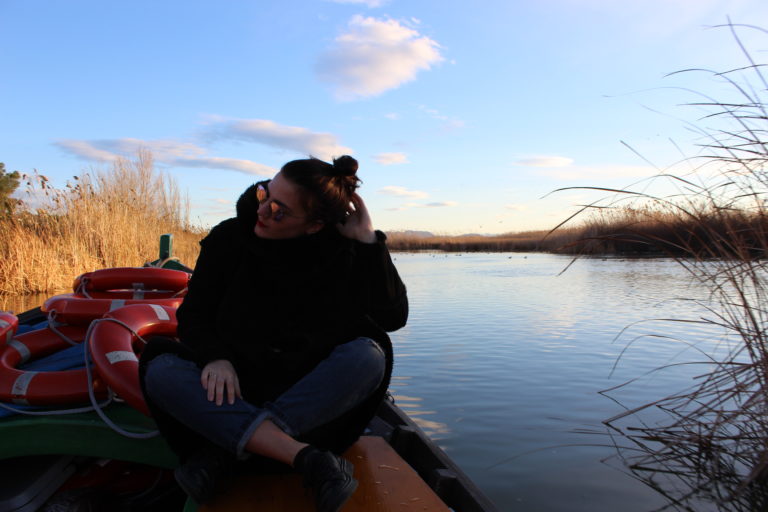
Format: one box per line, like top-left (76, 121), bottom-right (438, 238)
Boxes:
top-left (302, 450), bottom-right (358, 512)
top-left (174, 447), bottom-right (233, 504)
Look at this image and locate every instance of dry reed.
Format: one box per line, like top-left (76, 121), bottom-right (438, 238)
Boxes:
top-left (0, 151), bottom-right (205, 296)
top-left (556, 23), bottom-right (768, 511)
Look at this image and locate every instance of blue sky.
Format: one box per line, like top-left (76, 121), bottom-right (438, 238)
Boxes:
top-left (2, 0), bottom-right (767, 234)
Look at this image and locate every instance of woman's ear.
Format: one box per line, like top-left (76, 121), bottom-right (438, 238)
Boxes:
top-left (305, 220), bottom-right (325, 235)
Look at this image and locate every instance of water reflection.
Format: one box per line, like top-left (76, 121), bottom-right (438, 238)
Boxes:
top-left (390, 377), bottom-right (451, 439)
top-left (0, 292), bottom-right (53, 315)
top-left (390, 252), bottom-right (726, 512)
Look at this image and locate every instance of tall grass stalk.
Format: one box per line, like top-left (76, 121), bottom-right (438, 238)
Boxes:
top-left (0, 151), bottom-right (204, 296)
top-left (558, 23), bottom-right (768, 510)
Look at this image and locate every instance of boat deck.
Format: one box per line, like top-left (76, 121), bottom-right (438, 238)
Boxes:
top-left (193, 436), bottom-right (449, 512)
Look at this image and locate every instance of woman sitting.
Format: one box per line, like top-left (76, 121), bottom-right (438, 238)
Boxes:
top-left (140, 155), bottom-right (408, 512)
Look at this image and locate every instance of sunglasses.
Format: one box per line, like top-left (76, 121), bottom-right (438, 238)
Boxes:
top-left (256, 182), bottom-right (302, 222)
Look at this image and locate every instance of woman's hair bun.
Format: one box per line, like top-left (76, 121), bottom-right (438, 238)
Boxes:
top-left (331, 155), bottom-right (358, 177)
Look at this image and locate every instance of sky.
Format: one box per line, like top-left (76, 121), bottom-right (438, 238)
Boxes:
top-left (2, 0), bottom-right (768, 235)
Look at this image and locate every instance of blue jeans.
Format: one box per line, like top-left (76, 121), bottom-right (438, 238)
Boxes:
top-left (144, 337), bottom-right (385, 457)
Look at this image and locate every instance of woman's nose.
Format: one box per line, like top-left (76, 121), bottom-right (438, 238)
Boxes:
top-left (257, 200), bottom-right (271, 218)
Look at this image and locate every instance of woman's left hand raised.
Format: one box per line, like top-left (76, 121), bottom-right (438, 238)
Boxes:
top-left (337, 193), bottom-right (377, 244)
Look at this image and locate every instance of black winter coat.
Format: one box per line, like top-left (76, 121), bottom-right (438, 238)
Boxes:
top-left (138, 182), bottom-right (408, 462)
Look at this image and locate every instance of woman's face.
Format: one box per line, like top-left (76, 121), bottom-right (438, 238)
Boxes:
top-left (254, 172), bottom-right (324, 239)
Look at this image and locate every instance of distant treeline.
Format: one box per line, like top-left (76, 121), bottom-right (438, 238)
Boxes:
top-left (387, 230), bottom-right (562, 253)
top-left (387, 206), bottom-right (768, 258)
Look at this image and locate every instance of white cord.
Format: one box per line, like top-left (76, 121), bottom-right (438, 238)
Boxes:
top-left (47, 311), bottom-right (79, 346)
top-left (83, 318), bottom-right (159, 439)
top-left (75, 278), bottom-right (93, 298)
top-left (0, 397), bottom-right (113, 416)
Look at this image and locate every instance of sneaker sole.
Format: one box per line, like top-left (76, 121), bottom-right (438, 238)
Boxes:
top-left (320, 458), bottom-right (358, 512)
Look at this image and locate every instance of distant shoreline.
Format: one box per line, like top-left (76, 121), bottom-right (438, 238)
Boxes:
top-left (386, 209), bottom-right (768, 258)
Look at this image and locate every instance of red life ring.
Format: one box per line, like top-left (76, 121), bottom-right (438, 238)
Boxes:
top-left (0, 325), bottom-right (107, 405)
top-left (74, 290), bottom-right (184, 300)
top-left (73, 267), bottom-right (190, 298)
top-left (0, 312), bottom-right (18, 344)
top-left (88, 304), bottom-right (178, 416)
top-left (42, 294), bottom-right (184, 326)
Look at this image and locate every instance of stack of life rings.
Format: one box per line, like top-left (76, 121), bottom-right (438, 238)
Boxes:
top-left (0, 267), bottom-right (190, 419)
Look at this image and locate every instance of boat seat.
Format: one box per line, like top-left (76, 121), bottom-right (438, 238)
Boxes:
top-left (195, 436), bottom-right (451, 512)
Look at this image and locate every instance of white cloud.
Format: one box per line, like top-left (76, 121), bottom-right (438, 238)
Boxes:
top-left (384, 112), bottom-right (400, 120)
top-left (419, 106), bottom-right (441, 117)
top-left (378, 186), bottom-right (429, 198)
top-left (385, 201), bottom-right (422, 211)
top-left (175, 157), bottom-right (274, 176)
top-left (316, 15), bottom-right (444, 100)
top-left (511, 154), bottom-right (661, 180)
top-left (417, 105), bottom-right (464, 130)
top-left (56, 138), bottom-right (201, 162)
top-left (374, 152), bottom-right (409, 165)
top-left (443, 119), bottom-right (465, 130)
top-left (505, 204), bottom-right (528, 211)
top-left (55, 138), bottom-right (275, 176)
top-left (423, 201), bottom-right (457, 208)
top-left (204, 118), bottom-right (352, 161)
top-left (326, 0), bottom-right (386, 6)
top-left (515, 156), bottom-right (575, 168)
top-left (55, 140), bottom-right (122, 162)
top-left (385, 199), bottom-right (455, 211)
top-left (197, 197), bottom-right (238, 219)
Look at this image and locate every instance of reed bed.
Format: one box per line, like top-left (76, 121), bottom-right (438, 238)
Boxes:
top-left (0, 152), bottom-right (204, 296)
top-left (558, 24), bottom-right (768, 511)
top-left (386, 208), bottom-right (768, 257)
top-left (554, 205), bottom-right (768, 257)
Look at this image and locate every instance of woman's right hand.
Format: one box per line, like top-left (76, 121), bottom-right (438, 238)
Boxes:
top-left (336, 193), bottom-right (376, 244)
top-left (201, 359), bottom-right (242, 406)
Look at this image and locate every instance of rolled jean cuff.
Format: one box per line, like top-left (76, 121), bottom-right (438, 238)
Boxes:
top-left (263, 402), bottom-right (300, 438)
top-left (235, 409), bottom-right (272, 458)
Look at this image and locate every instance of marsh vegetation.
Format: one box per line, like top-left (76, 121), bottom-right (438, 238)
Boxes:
top-left (387, 207), bottom-right (768, 258)
top-left (0, 152), bottom-right (204, 296)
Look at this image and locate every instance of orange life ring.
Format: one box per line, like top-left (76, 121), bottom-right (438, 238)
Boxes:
top-left (0, 325), bottom-right (107, 405)
top-left (88, 304), bottom-right (178, 416)
top-left (73, 267), bottom-right (190, 298)
top-left (42, 294), bottom-right (184, 326)
top-left (0, 312), bottom-right (18, 344)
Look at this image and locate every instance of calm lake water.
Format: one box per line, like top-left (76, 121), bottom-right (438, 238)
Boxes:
top-left (389, 252), bottom-right (731, 512)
